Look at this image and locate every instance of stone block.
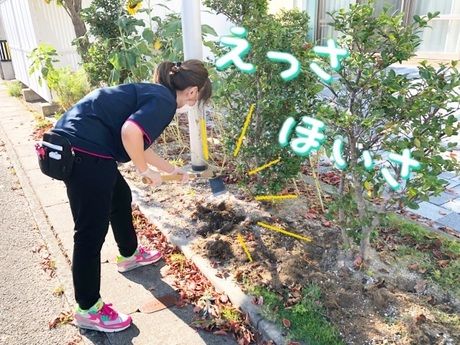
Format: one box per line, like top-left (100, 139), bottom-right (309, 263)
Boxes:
top-left (429, 191), bottom-right (457, 206)
top-left (22, 88), bottom-right (43, 102)
top-left (409, 202), bottom-right (451, 221)
top-left (437, 213), bottom-right (460, 232)
top-left (442, 198), bottom-right (460, 213)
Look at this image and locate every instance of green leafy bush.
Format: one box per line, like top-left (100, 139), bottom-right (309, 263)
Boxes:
top-left (7, 81), bottom-right (23, 97)
top-left (28, 43), bottom-right (59, 86)
top-left (28, 42), bottom-right (90, 110)
top-left (316, 1), bottom-right (460, 261)
top-left (47, 68), bottom-right (90, 110)
top-left (205, 0), bottom-right (322, 192)
top-left (80, 0), bottom-right (217, 86)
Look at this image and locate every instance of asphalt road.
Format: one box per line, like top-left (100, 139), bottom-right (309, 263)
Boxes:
top-left (0, 138), bottom-right (82, 345)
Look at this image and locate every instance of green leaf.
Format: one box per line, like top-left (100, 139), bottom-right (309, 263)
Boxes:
top-left (364, 181), bottom-right (373, 191)
top-left (163, 18), bottom-right (181, 35)
top-left (405, 200), bottom-right (420, 210)
top-left (414, 138), bottom-right (421, 148)
top-left (125, 51), bottom-right (137, 68)
top-left (142, 28), bottom-right (155, 43)
top-left (445, 126), bottom-right (453, 136)
top-left (109, 69), bottom-right (120, 85)
top-left (109, 53), bottom-right (124, 70)
top-left (201, 24), bottom-right (217, 37)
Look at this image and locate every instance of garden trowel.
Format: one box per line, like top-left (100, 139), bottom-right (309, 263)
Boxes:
top-left (142, 167), bottom-right (227, 197)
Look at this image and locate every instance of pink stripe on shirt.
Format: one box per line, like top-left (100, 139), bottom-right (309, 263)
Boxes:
top-left (125, 119), bottom-right (152, 145)
top-left (73, 147), bottom-right (113, 159)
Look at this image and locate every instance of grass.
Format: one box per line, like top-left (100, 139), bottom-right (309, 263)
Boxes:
top-left (7, 81), bottom-right (22, 97)
top-left (250, 284), bottom-right (344, 345)
top-left (388, 214), bottom-right (460, 297)
top-left (33, 112), bottom-right (53, 130)
top-left (221, 306), bottom-right (241, 322)
top-left (169, 253), bottom-right (186, 272)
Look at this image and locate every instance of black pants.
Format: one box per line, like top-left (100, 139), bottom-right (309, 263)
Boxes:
top-left (64, 152), bottom-right (138, 309)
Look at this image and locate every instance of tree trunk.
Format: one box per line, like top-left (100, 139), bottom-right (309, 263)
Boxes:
top-left (351, 172), bottom-right (372, 261)
top-left (64, 0), bottom-right (89, 60)
top-left (338, 172), bottom-right (352, 252)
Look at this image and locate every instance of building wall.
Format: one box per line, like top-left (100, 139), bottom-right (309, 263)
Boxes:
top-left (0, 0), bottom-right (47, 98)
top-left (0, 0), bottom-right (79, 101)
top-left (28, 0), bottom-right (81, 70)
top-left (0, 9), bottom-right (14, 79)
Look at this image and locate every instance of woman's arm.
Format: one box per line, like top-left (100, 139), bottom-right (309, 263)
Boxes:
top-left (144, 147), bottom-right (175, 173)
top-left (121, 121), bottom-right (148, 172)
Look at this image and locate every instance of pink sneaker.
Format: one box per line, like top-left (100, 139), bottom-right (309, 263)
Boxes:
top-left (116, 246), bottom-right (162, 273)
top-left (74, 300), bottom-right (132, 332)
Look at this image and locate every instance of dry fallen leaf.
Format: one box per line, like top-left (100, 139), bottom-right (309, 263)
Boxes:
top-left (408, 263), bottom-right (419, 271)
top-left (414, 280), bottom-right (427, 294)
top-left (353, 255), bottom-right (363, 270)
top-left (416, 314), bottom-right (427, 325)
top-left (49, 311), bottom-right (73, 329)
top-left (282, 318), bottom-right (291, 328)
top-left (322, 220), bottom-right (332, 227)
top-left (437, 260), bottom-right (450, 268)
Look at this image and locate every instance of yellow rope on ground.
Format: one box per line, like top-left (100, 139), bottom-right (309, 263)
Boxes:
top-left (257, 222), bottom-right (312, 242)
top-left (237, 233), bottom-right (253, 262)
top-left (255, 195), bottom-right (298, 201)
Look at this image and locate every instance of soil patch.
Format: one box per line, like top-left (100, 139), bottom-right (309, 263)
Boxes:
top-left (123, 164), bottom-right (460, 344)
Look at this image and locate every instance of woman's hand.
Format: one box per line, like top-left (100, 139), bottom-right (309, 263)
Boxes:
top-left (168, 166), bottom-right (189, 183)
top-left (139, 167), bottom-right (162, 187)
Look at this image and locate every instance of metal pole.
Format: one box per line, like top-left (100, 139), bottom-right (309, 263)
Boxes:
top-left (181, 0), bottom-right (207, 171)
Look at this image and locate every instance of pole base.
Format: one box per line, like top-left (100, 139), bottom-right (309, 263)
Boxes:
top-left (191, 164), bottom-right (207, 172)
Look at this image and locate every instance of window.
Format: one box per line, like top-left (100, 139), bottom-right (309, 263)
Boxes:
top-left (413, 0), bottom-right (460, 58)
top-left (310, 0), bottom-right (459, 59)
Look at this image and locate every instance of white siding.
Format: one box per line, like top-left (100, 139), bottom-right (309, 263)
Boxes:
top-left (28, 0), bottom-right (80, 70)
top-left (0, 0), bottom-right (82, 102)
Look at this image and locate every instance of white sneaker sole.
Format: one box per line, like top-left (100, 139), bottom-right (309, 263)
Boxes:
top-left (74, 320), bottom-right (131, 333)
top-left (117, 255), bottom-right (162, 273)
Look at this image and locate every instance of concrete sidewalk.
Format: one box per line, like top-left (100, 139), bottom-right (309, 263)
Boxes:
top-left (0, 83), bottom-right (237, 345)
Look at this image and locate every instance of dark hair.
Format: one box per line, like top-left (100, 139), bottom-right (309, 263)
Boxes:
top-left (154, 59), bottom-right (212, 104)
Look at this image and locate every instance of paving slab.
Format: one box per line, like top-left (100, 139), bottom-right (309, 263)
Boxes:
top-left (428, 191), bottom-right (458, 206)
top-left (43, 203), bottom-right (75, 258)
top-left (20, 154), bottom-right (41, 171)
top-left (437, 212), bottom-right (460, 232)
top-left (442, 198), bottom-right (460, 213)
top-left (409, 201), bottom-right (452, 221)
top-left (27, 167), bottom-right (61, 187)
top-left (106, 308), bottom-right (236, 345)
top-left (445, 181), bottom-right (460, 190)
top-left (99, 262), bottom-right (160, 314)
top-left (438, 171), bottom-right (457, 180)
top-left (33, 182), bottom-right (68, 207)
top-left (447, 184), bottom-right (460, 195)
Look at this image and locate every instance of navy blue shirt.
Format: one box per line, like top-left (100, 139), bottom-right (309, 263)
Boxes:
top-left (53, 83), bottom-right (177, 162)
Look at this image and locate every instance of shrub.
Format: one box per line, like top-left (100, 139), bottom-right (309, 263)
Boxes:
top-left (7, 81), bottom-right (23, 97)
top-left (80, 0), bottom-right (217, 86)
top-left (205, 0), bottom-right (322, 193)
top-left (47, 68), bottom-right (90, 110)
top-left (318, 1), bottom-right (460, 261)
top-left (28, 42), bottom-right (90, 110)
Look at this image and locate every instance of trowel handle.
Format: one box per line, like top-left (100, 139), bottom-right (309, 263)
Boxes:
top-left (141, 174), bottom-right (185, 184)
top-left (161, 174), bottom-right (184, 182)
